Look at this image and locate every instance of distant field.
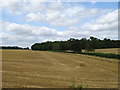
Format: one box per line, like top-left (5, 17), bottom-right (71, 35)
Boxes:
top-left (2, 49), bottom-right (118, 88)
top-left (95, 48), bottom-right (119, 54)
top-left (82, 48), bottom-right (119, 54)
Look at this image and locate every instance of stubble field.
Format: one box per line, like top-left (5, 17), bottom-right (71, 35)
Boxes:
top-left (95, 48), bottom-right (119, 54)
top-left (2, 49), bottom-right (119, 88)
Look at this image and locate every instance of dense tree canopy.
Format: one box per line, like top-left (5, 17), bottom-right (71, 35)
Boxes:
top-left (31, 37), bottom-right (120, 52)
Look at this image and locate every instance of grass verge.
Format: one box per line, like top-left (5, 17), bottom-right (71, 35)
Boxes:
top-left (77, 52), bottom-right (120, 59)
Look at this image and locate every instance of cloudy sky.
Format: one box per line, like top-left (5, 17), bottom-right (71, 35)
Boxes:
top-left (0, 0), bottom-right (118, 48)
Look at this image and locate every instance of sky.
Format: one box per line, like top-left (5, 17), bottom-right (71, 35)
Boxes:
top-left (0, 0), bottom-right (119, 48)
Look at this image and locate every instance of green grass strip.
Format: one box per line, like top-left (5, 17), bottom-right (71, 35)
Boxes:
top-left (78, 52), bottom-right (120, 59)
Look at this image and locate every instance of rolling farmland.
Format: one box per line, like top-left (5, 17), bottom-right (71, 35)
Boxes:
top-left (2, 49), bottom-right (119, 88)
top-left (95, 48), bottom-right (119, 54)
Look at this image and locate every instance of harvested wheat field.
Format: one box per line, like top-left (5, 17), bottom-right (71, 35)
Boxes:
top-left (95, 48), bottom-right (120, 54)
top-left (2, 49), bottom-right (119, 88)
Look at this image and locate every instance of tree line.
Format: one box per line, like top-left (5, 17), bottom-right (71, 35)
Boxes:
top-left (31, 37), bottom-right (120, 52)
top-left (0, 46), bottom-right (29, 50)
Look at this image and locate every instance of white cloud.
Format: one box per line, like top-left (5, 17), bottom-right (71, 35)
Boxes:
top-left (1, 32), bottom-right (36, 47)
top-left (1, 2), bottom-right (118, 47)
top-left (1, 22), bottom-right (60, 47)
top-left (0, 0), bottom-right (21, 7)
top-left (1, 1), bottom-right (112, 27)
top-left (0, 0), bottom-right (25, 14)
top-left (25, 2), bottom-right (83, 26)
top-left (25, 2), bottom-right (111, 27)
top-left (3, 22), bottom-right (58, 36)
top-left (81, 9), bottom-right (118, 39)
top-left (0, 0), bottom-right (45, 14)
top-left (1, 22), bottom-right (88, 47)
top-left (23, 2), bottom-right (45, 13)
top-left (91, 1), bottom-right (96, 5)
top-left (58, 26), bottom-right (90, 39)
top-left (65, 6), bottom-right (85, 16)
top-left (82, 9), bottom-right (118, 31)
top-left (26, 13), bottom-right (45, 22)
top-left (32, 27), bottom-right (58, 36)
